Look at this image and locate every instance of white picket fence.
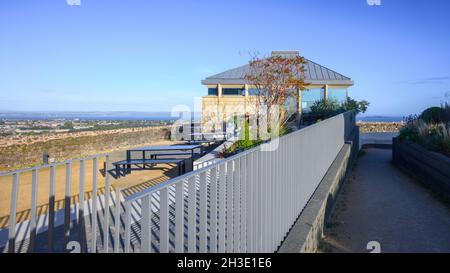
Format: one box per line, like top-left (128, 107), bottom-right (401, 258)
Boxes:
top-left (0, 111), bottom-right (355, 253)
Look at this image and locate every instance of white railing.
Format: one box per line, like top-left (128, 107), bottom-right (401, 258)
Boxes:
top-left (116, 111), bottom-right (355, 253)
top-left (0, 153), bottom-right (116, 253)
top-left (0, 111), bottom-right (355, 253)
top-left (193, 158), bottom-right (220, 171)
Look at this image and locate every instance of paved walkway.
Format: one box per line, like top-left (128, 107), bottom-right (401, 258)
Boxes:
top-left (321, 147), bottom-right (450, 253)
top-left (359, 132), bottom-right (398, 147)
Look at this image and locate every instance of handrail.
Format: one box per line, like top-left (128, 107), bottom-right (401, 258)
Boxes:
top-left (0, 153), bottom-right (110, 177)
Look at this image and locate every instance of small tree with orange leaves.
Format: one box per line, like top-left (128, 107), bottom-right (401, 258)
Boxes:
top-left (244, 54), bottom-right (307, 137)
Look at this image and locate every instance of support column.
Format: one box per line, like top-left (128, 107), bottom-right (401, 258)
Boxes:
top-left (297, 89), bottom-right (302, 115)
top-left (324, 85), bottom-right (329, 100)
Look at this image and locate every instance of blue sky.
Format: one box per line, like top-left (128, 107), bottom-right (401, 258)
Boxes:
top-left (1, 0), bottom-right (449, 116)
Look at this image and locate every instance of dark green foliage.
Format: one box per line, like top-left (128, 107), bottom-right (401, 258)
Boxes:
top-left (308, 97), bottom-right (370, 122)
top-left (420, 107), bottom-right (446, 124)
top-left (309, 99), bottom-right (342, 120)
top-left (341, 97), bottom-right (370, 114)
top-left (61, 121), bottom-right (74, 130)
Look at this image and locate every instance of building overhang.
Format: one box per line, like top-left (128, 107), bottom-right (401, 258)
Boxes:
top-left (201, 79), bottom-right (354, 87)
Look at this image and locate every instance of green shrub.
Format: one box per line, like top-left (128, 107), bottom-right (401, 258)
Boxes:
top-left (310, 99), bottom-right (342, 120)
top-left (420, 107), bottom-right (446, 124)
top-left (399, 126), bottom-right (420, 143)
top-left (341, 97), bottom-right (370, 114)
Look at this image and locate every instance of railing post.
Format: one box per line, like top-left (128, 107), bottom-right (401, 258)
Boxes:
top-left (160, 187), bottom-right (169, 253)
top-left (91, 158), bottom-right (99, 253)
top-left (113, 186), bottom-right (121, 253)
top-left (8, 173), bottom-right (19, 253)
top-left (124, 202), bottom-right (131, 253)
top-left (103, 155), bottom-right (111, 253)
top-left (210, 168), bottom-right (218, 253)
top-left (187, 176), bottom-right (196, 253)
top-left (64, 162), bottom-right (72, 252)
top-left (233, 158), bottom-right (241, 252)
top-left (48, 166), bottom-right (56, 253)
top-left (29, 168), bottom-right (38, 253)
top-left (175, 181), bottom-right (184, 253)
top-left (141, 195), bottom-right (152, 253)
top-left (199, 172), bottom-right (207, 253)
top-left (78, 159), bottom-right (86, 252)
top-left (226, 160), bottom-right (234, 252)
top-left (218, 164), bottom-right (226, 252)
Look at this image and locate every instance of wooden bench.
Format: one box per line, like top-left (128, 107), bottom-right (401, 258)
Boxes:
top-left (112, 158), bottom-right (186, 177)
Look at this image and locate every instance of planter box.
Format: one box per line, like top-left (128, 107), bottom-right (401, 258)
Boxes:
top-left (393, 137), bottom-right (450, 198)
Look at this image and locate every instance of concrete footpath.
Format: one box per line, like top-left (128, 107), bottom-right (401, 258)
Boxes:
top-left (321, 147), bottom-right (450, 253)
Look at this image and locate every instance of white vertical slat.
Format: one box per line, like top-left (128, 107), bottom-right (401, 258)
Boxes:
top-left (77, 159), bottom-right (85, 252)
top-left (268, 148), bottom-right (273, 252)
top-left (187, 176), bottom-right (196, 253)
top-left (209, 167), bottom-right (218, 253)
top-left (103, 155), bottom-right (111, 253)
top-left (247, 152), bottom-right (254, 252)
top-left (175, 181), bottom-right (185, 253)
top-left (113, 187), bottom-right (121, 253)
top-left (218, 164), bottom-right (226, 252)
top-left (199, 172), bottom-right (207, 253)
top-left (240, 156), bottom-right (247, 253)
top-left (263, 150), bottom-right (269, 252)
top-left (271, 147), bottom-right (277, 251)
top-left (271, 146), bottom-right (275, 252)
top-left (260, 151), bottom-right (265, 252)
top-left (141, 195), bottom-right (151, 253)
top-left (283, 137), bottom-right (288, 238)
top-left (91, 158), bottom-right (98, 252)
top-left (276, 139), bottom-right (284, 244)
top-left (77, 159), bottom-right (86, 219)
top-left (265, 150), bottom-right (270, 252)
top-left (78, 160), bottom-right (85, 220)
top-left (63, 162), bottom-right (72, 252)
top-left (8, 173), bottom-right (19, 253)
top-left (160, 187), bottom-right (169, 253)
top-left (291, 136), bottom-right (295, 224)
top-left (233, 157), bottom-right (241, 252)
top-left (48, 166), bottom-right (56, 252)
top-left (255, 150), bottom-right (262, 252)
top-left (29, 168), bottom-right (38, 252)
top-left (124, 201), bottom-right (131, 253)
top-left (226, 160), bottom-right (234, 252)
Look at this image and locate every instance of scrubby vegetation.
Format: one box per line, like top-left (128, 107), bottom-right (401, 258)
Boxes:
top-left (399, 103), bottom-right (450, 157)
top-left (0, 126), bottom-right (172, 171)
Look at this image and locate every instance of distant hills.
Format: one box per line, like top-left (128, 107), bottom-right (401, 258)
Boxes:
top-left (0, 111), bottom-right (202, 120)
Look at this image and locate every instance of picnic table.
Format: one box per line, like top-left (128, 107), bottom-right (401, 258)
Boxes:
top-left (113, 158), bottom-right (186, 177)
top-left (115, 144), bottom-right (202, 176)
top-left (126, 144), bottom-right (202, 160)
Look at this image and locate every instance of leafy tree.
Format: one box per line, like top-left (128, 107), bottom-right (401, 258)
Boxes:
top-left (341, 97), bottom-right (370, 114)
top-left (61, 121), bottom-right (74, 130)
top-left (244, 53), bottom-right (307, 136)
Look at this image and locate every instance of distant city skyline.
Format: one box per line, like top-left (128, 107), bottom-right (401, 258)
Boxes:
top-left (1, 0), bottom-right (450, 116)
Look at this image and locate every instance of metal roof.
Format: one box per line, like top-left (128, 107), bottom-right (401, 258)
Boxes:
top-left (201, 57), bottom-right (354, 86)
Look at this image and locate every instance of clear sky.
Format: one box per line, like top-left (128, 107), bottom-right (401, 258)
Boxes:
top-left (1, 0), bottom-right (449, 116)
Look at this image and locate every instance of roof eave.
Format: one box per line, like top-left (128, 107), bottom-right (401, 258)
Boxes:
top-left (202, 79), bottom-right (354, 86)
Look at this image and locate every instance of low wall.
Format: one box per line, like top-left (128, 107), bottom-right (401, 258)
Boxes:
top-left (278, 127), bottom-right (359, 253)
top-left (393, 137), bottom-right (450, 199)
